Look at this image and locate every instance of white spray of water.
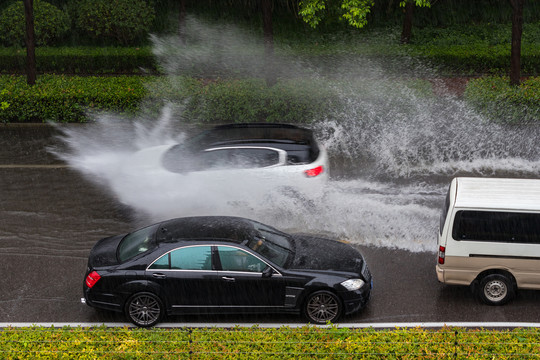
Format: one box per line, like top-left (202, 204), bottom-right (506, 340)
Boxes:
top-left (52, 18), bottom-right (540, 253)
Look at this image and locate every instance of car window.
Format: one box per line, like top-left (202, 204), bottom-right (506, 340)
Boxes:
top-left (149, 252), bottom-right (170, 269)
top-left (149, 246), bottom-right (213, 270)
top-left (117, 224), bottom-right (159, 263)
top-left (203, 148), bottom-right (281, 169)
top-left (217, 246), bottom-right (268, 273)
top-left (246, 223), bottom-right (293, 267)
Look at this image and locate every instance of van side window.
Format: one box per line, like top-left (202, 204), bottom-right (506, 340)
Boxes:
top-left (452, 211), bottom-right (540, 243)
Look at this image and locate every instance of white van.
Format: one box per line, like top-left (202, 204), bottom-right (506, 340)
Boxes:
top-left (436, 177), bottom-right (540, 305)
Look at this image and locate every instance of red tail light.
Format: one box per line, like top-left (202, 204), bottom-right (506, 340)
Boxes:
top-left (304, 165), bottom-right (324, 177)
top-left (438, 246), bottom-right (446, 264)
top-left (85, 271), bottom-right (101, 288)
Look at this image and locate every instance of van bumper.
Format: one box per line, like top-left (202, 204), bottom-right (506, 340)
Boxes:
top-left (436, 264), bottom-right (445, 283)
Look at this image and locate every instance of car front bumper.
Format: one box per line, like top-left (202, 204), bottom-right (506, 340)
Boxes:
top-left (339, 282), bottom-right (372, 315)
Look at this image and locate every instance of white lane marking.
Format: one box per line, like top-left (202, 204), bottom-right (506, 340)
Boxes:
top-left (0, 164), bottom-right (68, 169)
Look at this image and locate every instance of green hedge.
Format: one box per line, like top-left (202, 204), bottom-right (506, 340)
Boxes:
top-left (2, 325), bottom-right (540, 359)
top-left (176, 78), bottom-right (339, 124)
top-left (2, 44), bottom-right (538, 75)
top-left (0, 75), bottom-right (148, 123)
top-left (1, 74), bottom-right (537, 124)
top-left (1, 23), bottom-right (540, 76)
top-left (409, 44), bottom-right (540, 75)
top-left (0, 75), bottom-right (338, 124)
top-left (464, 76), bottom-right (540, 124)
top-left (406, 23), bottom-right (540, 75)
top-left (0, 47), bottom-right (157, 75)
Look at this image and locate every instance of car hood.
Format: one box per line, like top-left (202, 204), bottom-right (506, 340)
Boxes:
top-left (288, 234), bottom-right (364, 274)
top-left (87, 234), bottom-right (124, 268)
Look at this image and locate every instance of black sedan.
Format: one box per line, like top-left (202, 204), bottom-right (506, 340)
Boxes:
top-left (82, 216), bottom-right (372, 327)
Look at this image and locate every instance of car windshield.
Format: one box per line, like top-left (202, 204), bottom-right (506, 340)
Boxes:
top-left (246, 223), bottom-right (293, 267)
top-left (117, 224), bottom-right (159, 262)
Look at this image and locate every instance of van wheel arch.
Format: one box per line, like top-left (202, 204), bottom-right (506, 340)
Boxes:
top-left (473, 270), bottom-right (516, 306)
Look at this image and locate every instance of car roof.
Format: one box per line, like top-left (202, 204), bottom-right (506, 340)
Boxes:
top-left (156, 216), bottom-right (258, 244)
top-left (190, 123), bottom-right (317, 149)
top-left (453, 177), bottom-right (540, 211)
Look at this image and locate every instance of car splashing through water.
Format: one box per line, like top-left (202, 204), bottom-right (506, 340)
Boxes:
top-left (51, 17), bottom-right (540, 253)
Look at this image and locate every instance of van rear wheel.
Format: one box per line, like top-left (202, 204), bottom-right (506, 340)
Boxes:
top-left (477, 273), bottom-right (515, 305)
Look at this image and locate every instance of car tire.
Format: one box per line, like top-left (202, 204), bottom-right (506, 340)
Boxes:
top-left (477, 273), bottom-right (515, 305)
top-left (125, 292), bottom-right (165, 327)
top-left (303, 290), bottom-right (342, 324)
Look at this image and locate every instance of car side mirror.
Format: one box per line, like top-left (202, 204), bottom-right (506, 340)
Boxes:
top-left (262, 266), bottom-right (273, 278)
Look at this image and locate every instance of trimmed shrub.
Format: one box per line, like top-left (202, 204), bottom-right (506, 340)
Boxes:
top-left (0, 75), bottom-right (147, 123)
top-left (406, 23), bottom-right (540, 75)
top-left (464, 76), bottom-right (540, 124)
top-left (0, 46), bottom-right (158, 74)
top-left (0, 75), bottom-right (338, 124)
top-left (76, 0), bottom-right (155, 46)
top-left (0, 0), bottom-right (70, 47)
top-left (176, 78), bottom-right (340, 124)
top-left (4, 325), bottom-right (540, 359)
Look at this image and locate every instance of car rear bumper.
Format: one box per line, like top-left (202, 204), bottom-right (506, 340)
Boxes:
top-left (83, 288), bottom-right (123, 313)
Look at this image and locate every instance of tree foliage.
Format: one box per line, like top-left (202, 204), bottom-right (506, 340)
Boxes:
top-left (299, 0), bottom-right (430, 29)
top-left (76, 0), bottom-right (155, 45)
top-left (0, 0), bottom-right (69, 47)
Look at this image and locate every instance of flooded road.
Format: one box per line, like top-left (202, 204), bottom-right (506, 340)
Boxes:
top-left (2, 124), bottom-right (540, 325)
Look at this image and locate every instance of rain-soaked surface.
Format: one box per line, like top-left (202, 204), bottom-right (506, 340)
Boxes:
top-left (2, 123), bottom-right (540, 325)
top-left (2, 17), bottom-right (540, 324)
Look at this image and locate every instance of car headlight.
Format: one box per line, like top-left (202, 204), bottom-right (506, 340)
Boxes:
top-left (340, 278), bottom-right (365, 291)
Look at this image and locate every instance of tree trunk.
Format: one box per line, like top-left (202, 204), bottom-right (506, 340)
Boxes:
top-left (509, 0), bottom-right (524, 86)
top-left (400, 1), bottom-right (414, 44)
top-left (178, 0), bottom-right (187, 44)
top-left (23, 0), bottom-right (36, 85)
top-left (261, 0), bottom-right (276, 86)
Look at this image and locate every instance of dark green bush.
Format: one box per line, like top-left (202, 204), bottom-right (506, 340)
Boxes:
top-left (0, 0), bottom-right (70, 47)
top-left (177, 78), bottom-right (339, 124)
top-left (0, 75), bottom-right (338, 124)
top-left (76, 0), bottom-right (155, 46)
top-left (2, 74), bottom-right (537, 124)
top-left (406, 23), bottom-right (540, 75)
top-left (0, 75), bottom-right (147, 123)
top-left (0, 46), bottom-right (158, 74)
top-left (464, 76), bottom-right (540, 123)
top-left (408, 44), bottom-right (540, 75)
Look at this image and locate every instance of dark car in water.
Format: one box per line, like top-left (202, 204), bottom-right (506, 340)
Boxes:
top-left (82, 216), bottom-right (372, 327)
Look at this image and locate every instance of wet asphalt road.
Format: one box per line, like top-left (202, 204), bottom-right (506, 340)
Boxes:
top-left (2, 124), bottom-right (540, 325)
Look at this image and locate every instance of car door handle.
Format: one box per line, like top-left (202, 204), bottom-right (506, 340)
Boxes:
top-left (222, 276), bottom-right (235, 282)
top-left (152, 273), bottom-right (166, 279)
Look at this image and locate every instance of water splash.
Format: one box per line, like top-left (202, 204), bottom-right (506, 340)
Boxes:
top-left (51, 19), bottom-right (540, 253)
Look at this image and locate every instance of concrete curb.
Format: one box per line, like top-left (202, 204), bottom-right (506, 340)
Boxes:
top-left (2, 322), bottom-right (540, 329)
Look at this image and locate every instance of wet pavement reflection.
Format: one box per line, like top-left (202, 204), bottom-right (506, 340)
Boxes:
top-left (2, 124), bottom-right (540, 325)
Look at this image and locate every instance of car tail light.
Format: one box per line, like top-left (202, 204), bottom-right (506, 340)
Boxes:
top-left (438, 246), bottom-right (446, 264)
top-left (85, 271), bottom-right (101, 288)
top-left (304, 165), bottom-right (324, 177)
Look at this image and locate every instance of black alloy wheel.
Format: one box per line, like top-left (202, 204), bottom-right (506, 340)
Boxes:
top-left (125, 292), bottom-right (164, 327)
top-left (303, 290), bottom-right (342, 324)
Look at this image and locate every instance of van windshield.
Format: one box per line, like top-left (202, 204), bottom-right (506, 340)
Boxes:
top-left (440, 186), bottom-right (451, 235)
